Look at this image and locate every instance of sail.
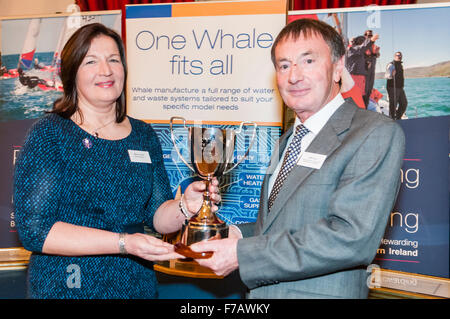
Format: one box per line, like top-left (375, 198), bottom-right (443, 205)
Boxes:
top-left (18, 18), bottom-right (41, 69)
top-left (51, 17), bottom-right (68, 75)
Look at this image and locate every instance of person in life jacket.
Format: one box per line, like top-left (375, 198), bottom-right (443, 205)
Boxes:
top-left (0, 54), bottom-right (8, 76)
top-left (33, 58), bottom-right (46, 70)
top-left (0, 65), bottom-right (7, 76)
top-left (385, 52), bottom-right (408, 120)
top-left (345, 33), bottom-right (379, 108)
top-left (17, 67), bottom-right (48, 89)
top-left (363, 30), bottom-right (380, 108)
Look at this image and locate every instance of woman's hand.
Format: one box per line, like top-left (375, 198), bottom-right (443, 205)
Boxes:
top-left (152, 178), bottom-right (222, 235)
top-left (124, 233), bottom-right (183, 261)
top-left (183, 178), bottom-right (221, 216)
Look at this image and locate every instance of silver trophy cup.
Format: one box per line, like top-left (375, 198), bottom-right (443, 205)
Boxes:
top-left (170, 117), bottom-right (257, 259)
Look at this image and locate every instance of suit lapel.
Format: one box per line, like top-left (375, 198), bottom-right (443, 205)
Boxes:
top-left (262, 101), bottom-right (356, 233)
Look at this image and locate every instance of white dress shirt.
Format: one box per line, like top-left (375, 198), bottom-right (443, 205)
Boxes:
top-left (268, 93), bottom-right (345, 194)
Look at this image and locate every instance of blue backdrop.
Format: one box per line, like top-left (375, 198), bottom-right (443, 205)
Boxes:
top-left (374, 115), bottom-right (449, 278)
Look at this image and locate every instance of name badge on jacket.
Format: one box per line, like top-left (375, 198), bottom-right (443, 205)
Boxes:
top-left (128, 150), bottom-right (152, 163)
top-left (297, 152), bottom-right (326, 169)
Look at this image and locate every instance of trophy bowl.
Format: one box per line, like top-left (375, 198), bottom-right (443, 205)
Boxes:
top-left (169, 117), bottom-right (256, 260)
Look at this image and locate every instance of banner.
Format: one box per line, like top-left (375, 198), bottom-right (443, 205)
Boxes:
top-left (0, 119), bottom-right (37, 248)
top-left (374, 116), bottom-right (449, 279)
top-left (125, 0), bottom-right (286, 225)
top-left (289, 3), bottom-right (450, 279)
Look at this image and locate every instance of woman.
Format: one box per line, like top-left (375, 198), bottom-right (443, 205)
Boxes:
top-left (13, 23), bottom-right (219, 299)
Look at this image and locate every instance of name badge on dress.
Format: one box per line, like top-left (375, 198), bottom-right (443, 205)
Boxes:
top-left (297, 152), bottom-right (326, 169)
top-left (128, 150), bottom-right (152, 163)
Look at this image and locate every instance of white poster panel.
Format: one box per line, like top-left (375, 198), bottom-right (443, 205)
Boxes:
top-left (126, 1), bottom-right (285, 125)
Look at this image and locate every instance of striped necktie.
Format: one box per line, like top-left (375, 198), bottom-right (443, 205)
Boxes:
top-left (268, 124), bottom-right (310, 211)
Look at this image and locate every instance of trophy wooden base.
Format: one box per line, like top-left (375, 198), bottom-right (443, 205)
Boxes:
top-left (0, 247), bottom-right (31, 270)
top-left (154, 229), bottom-right (223, 279)
top-left (174, 243), bottom-right (213, 259)
top-left (154, 259), bottom-right (223, 279)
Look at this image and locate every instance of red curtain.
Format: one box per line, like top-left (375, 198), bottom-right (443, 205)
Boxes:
top-left (76, 0), bottom-right (193, 12)
top-left (76, 0), bottom-right (417, 12)
top-left (290, 0), bottom-right (416, 10)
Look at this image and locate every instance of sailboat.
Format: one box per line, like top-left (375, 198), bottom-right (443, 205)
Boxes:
top-left (13, 18), bottom-right (53, 90)
top-left (36, 18), bottom-right (69, 92)
top-left (1, 19), bottom-right (41, 80)
top-left (18, 18), bottom-right (42, 70)
top-left (0, 68), bottom-right (19, 80)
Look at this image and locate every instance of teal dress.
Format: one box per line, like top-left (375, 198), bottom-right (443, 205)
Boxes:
top-left (13, 114), bottom-right (173, 298)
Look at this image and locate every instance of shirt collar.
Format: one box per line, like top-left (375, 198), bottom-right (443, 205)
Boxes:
top-left (294, 93), bottom-right (344, 136)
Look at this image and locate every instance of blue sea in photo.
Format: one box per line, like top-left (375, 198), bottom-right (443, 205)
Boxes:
top-left (374, 77), bottom-right (450, 119)
top-left (0, 52), bottom-right (62, 122)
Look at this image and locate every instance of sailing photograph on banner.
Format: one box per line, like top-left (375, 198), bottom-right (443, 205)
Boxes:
top-left (0, 13), bottom-right (120, 122)
top-left (289, 3), bottom-right (450, 121)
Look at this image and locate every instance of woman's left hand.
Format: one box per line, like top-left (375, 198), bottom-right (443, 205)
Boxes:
top-left (125, 233), bottom-right (184, 261)
top-left (183, 178), bottom-right (221, 216)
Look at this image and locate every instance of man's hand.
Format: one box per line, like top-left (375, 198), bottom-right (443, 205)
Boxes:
top-left (190, 225), bottom-right (242, 277)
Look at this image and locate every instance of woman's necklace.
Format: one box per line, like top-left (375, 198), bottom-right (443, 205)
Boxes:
top-left (92, 118), bottom-right (116, 139)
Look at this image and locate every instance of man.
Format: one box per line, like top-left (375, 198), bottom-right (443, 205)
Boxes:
top-left (386, 52), bottom-right (408, 120)
top-left (363, 30), bottom-right (380, 108)
top-left (192, 19), bottom-right (405, 299)
top-left (345, 33), bottom-right (379, 108)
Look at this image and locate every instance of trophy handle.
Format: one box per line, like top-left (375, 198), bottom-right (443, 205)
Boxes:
top-left (170, 116), bottom-right (195, 173)
top-left (223, 121), bottom-right (257, 175)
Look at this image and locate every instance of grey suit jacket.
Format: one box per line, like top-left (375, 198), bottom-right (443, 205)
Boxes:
top-left (237, 100), bottom-right (405, 299)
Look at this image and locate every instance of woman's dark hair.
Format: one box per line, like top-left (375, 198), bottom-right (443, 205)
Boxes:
top-left (50, 23), bottom-right (127, 122)
top-left (271, 18), bottom-right (346, 65)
